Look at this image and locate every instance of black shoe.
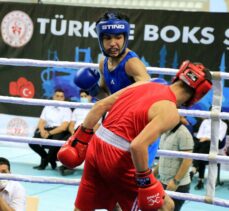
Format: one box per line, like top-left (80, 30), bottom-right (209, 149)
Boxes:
top-left (33, 158), bottom-right (48, 170)
top-left (195, 180), bottom-right (204, 190)
top-left (59, 165), bottom-right (75, 176)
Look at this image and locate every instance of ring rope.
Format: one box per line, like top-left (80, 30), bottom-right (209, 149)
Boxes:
top-left (167, 191), bottom-right (229, 207)
top-left (0, 96), bottom-right (93, 109)
top-left (0, 173), bottom-right (80, 186)
top-left (1, 58), bottom-right (229, 78)
top-left (0, 135), bottom-right (65, 147)
top-left (1, 96), bottom-right (229, 120)
top-left (1, 135), bottom-right (229, 164)
top-left (0, 58), bottom-right (177, 75)
top-left (0, 173), bottom-right (229, 207)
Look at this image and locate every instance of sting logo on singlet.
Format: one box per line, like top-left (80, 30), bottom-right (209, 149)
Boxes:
top-left (102, 24), bottom-right (125, 30)
top-left (147, 193), bottom-right (161, 206)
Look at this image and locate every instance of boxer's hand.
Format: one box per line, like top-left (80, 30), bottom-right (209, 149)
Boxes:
top-left (136, 168), bottom-right (165, 211)
top-left (57, 125), bottom-right (94, 168)
top-left (74, 67), bottom-right (100, 97)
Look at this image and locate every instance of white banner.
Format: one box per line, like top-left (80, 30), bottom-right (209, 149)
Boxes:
top-left (0, 113), bottom-right (38, 137)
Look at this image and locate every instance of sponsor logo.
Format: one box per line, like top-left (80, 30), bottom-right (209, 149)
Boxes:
top-left (1, 10), bottom-right (34, 47)
top-left (110, 79), bottom-right (115, 85)
top-left (147, 193), bottom-right (161, 206)
top-left (7, 118), bottom-right (29, 136)
top-left (187, 71), bottom-right (198, 82)
top-left (102, 24), bottom-right (125, 30)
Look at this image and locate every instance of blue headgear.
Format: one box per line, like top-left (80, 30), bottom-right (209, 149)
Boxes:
top-left (96, 12), bottom-right (130, 57)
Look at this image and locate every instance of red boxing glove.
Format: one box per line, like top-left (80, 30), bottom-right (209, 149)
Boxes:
top-left (136, 168), bottom-right (165, 211)
top-left (57, 125), bottom-right (94, 169)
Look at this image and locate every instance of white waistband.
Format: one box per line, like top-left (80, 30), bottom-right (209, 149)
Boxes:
top-left (95, 125), bottom-right (130, 151)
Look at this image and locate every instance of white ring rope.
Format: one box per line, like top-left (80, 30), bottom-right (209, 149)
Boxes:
top-left (1, 58), bottom-right (229, 78)
top-left (0, 58), bottom-right (176, 75)
top-left (1, 135), bottom-right (229, 164)
top-left (1, 96), bottom-right (229, 120)
top-left (1, 58), bottom-right (229, 208)
top-left (0, 135), bottom-right (65, 147)
top-left (0, 58), bottom-right (98, 70)
top-left (0, 96), bottom-right (93, 109)
top-left (0, 173), bottom-right (80, 186)
top-left (166, 191), bottom-right (229, 207)
top-left (0, 173), bottom-right (229, 207)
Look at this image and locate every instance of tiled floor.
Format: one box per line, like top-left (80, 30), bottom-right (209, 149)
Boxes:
top-left (1, 142), bottom-right (229, 211)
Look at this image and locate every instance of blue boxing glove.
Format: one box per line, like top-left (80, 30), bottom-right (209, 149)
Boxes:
top-left (74, 67), bottom-right (100, 97)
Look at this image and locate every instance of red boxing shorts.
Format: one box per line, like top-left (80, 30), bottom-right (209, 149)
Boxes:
top-left (75, 128), bottom-right (138, 210)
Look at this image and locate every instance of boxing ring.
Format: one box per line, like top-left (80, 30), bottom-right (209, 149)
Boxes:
top-left (0, 58), bottom-right (229, 208)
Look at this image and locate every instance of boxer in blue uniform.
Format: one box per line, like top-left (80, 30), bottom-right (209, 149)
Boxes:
top-left (74, 11), bottom-right (160, 168)
top-left (74, 11), bottom-right (150, 97)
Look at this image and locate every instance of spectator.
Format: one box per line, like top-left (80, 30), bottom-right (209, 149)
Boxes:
top-left (190, 114), bottom-right (227, 190)
top-left (29, 89), bottom-right (72, 170)
top-left (68, 90), bottom-right (93, 135)
top-left (154, 121), bottom-right (194, 211)
top-left (0, 157), bottom-right (26, 211)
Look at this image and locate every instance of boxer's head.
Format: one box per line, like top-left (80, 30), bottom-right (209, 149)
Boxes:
top-left (172, 60), bottom-right (212, 106)
top-left (96, 11), bottom-right (130, 57)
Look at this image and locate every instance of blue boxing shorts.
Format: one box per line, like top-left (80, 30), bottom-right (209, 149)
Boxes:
top-left (148, 138), bottom-right (160, 167)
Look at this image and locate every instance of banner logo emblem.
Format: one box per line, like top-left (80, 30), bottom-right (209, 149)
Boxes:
top-left (9, 77), bottom-right (35, 98)
top-left (1, 10), bottom-right (34, 47)
top-left (7, 117), bottom-right (28, 136)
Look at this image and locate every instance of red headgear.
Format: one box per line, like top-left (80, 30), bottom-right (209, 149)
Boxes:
top-left (172, 60), bottom-right (212, 106)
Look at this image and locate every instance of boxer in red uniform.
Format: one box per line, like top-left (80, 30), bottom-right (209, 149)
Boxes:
top-left (58, 60), bottom-right (212, 211)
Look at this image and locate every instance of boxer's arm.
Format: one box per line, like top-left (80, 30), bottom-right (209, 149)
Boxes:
top-left (125, 57), bottom-right (150, 82)
top-left (130, 101), bottom-right (180, 172)
top-left (131, 101), bottom-right (179, 210)
top-left (83, 81), bottom-right (147, 129)
top-left (96, 59), bottom-right (110, 99)
top-left (82, 88), bottom-right (124, 129)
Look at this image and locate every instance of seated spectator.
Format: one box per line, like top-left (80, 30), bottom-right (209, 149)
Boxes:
top-left (190, 114), bottom-right (227, 190)
top-left (0, 157), bottom-right (26, 210)
top-left (29, 89), bottom-right (72, 170)
top-left (154, 121), bottom-right (194, 211)
top-left (59, 90), bottom-right (96, 176)
top-left (68, 90), bottom-right (93, 135)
